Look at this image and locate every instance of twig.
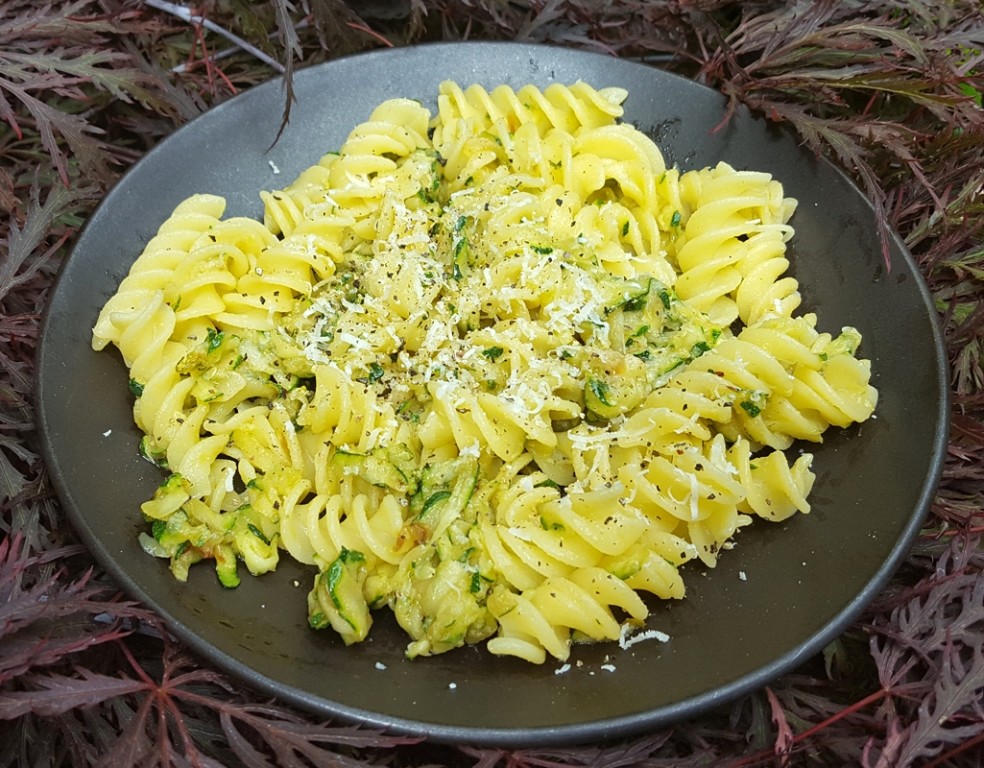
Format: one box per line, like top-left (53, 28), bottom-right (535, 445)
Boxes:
top-left (726, 688), bottom-right (891, 768)
top-left (923, 729), bottom-right (984, 768)
top-left (142, 0), bottom-right (286, 74)
top-left (170, 17), bottom-right (313, 75)
top-left (346, 21), bottom-right (394, 48)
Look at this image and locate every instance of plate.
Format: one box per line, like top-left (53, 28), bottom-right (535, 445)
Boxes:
top-left (37, 42), bottom-right (948, 746)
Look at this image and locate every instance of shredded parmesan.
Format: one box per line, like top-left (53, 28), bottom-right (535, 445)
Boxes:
top-left (689, 473), bottom-right (700, 521)
top-left (619, 623), bottom-right (670, 649)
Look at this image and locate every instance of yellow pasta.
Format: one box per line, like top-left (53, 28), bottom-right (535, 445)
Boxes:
top-left (93, 80), bottom-right (877, 663)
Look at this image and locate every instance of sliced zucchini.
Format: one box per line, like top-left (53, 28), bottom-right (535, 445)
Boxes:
top-left (333, 446), bottom-right (415, 492)
top-left (214, 543), bottom-right (240, 588)
top-left (583, 352), bottom-right (648, 420)
top-left (409, 455), bottom-right (479, 531)
top-left (308, 548), bottom-right (371, 645)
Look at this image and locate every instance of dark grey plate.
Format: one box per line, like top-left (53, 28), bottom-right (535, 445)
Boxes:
top-left (37, 42), bottom-right (948, 746)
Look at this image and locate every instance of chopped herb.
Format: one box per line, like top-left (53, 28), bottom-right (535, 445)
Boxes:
top-left (531, 244), bottom-right (553, 254)
top-left (338, 547), bottom-right (365, 564)
top-left (587, 378), bottom-right (613, 407)
top-left (128, 378), bottom-right (144, 397)
top-left (691, 341), bottom-right (711, 358)
top-left (206, 327), bottom-right (224, 353)
top-left (670, 210), bottom-right (682, 227)
top-left (368, 362), bottom-right (385, 383)
top-left (740, 400), bottom-right (762, 418)
top-left (482, 346), bottom-right (504, 361)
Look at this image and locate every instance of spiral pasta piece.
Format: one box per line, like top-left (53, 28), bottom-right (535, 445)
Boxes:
top-left (433, 81), bottom-right (626, 159)
top-left (324, 98), bottom-right (434, 245)
top-left (91, 194), bottom-right (228, 381)
top-left (734, 229), bottom-right (801, 325)
top-left (261, 153), bottom-right (338, 236)
top-left (673, 163), bottom-right (798, 326)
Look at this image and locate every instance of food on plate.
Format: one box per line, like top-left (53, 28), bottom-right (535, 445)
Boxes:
top-left (92, 80), bottom-right (877, 663)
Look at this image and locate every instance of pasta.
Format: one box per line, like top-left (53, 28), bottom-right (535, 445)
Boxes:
top-left (93, 80), bottom-right (877, 664)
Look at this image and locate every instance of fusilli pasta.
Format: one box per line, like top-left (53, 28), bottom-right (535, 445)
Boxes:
top-left (93, 80), bottom-right (877, 663)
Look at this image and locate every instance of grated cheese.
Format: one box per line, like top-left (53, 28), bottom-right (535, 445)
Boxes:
top-left (618, 623), bottom-right (670, 649)
top-left (689, 473), bottom-right (700, 521)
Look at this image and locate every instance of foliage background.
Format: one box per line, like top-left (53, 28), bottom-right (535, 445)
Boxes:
top-left (1, 1), bottom-right (982, 765)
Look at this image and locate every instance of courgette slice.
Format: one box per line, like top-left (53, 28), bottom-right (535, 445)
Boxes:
top-left (409, 455), bottom-right (479, 530)
top-left (333, 447), bottom-right (411, 492)
top-left (214, 543), bottom-right (240, 588)
top-left (583, 355), bottom-right (648, 420)
top-left (308, 548), bottom-right (371, 644)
